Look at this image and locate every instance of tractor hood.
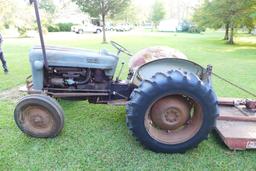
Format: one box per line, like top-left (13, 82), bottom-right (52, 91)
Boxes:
top-left (29, 46), bottom-right (118, 76)
top-left (29, 46), bottom-right (119, 90)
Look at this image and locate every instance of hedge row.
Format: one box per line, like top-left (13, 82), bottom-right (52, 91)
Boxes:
top-left (47, 23), bottom-right (74, 32)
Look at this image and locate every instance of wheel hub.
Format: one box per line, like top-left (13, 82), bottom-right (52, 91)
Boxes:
top-left (22, 106), bottom-right (54, 134)
top-left (151, 96), bottom-right (190, 130)
top-left (145, 95), bottom-right (203, 145)
top-left (164, 108), bottom-right (179, 123)
top-left (29, 113), bottom-right (49, 128)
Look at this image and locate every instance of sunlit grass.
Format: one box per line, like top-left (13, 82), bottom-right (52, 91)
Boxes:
top-left (0, 31), bottom-right (256, 170)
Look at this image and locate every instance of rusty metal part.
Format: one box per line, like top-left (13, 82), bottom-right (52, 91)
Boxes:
top-left (47, 92), bottom-right (109, 98)
top-left (50, 78), bottom-right (64, 87)
top-left (45, 87), bottom-right (109, 92)
top-left (150, 96), bottom-right (190, 130)
top-left (217, 104), bottom-right (256, 122)
top-left (218, 98), bottom-right (256, 110)
top-left (145, 95), bottom-right (203, 145)
top-left (94, 69), bottom-right (106, 83)
top-left (20, 105), bottom-right (54, 135)
top-left (47, 67), bottom-right (93, 87)
top-left (26, 75), bottom-right (33, 91)
top-left (129, 46), bottom-right (188, 70)
top-left (216, 120), bottom-right (256, 150)
top-left (19, 75), bottom-right (42, 94)
top-left (216, 103), bottom-right (256, 150)
top-left (246, 100), bottom-right (256, 110)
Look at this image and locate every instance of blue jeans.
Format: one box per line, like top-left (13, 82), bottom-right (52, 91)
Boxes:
top-left (0, 51), bottom-right (7, 71)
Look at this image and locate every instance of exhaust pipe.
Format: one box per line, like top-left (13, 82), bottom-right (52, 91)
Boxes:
top-left (30, 0), bottom-right (48, 69)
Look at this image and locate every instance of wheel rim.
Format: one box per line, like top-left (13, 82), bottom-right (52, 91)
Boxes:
top-left (144, 95), bottom-right (203, 145)
top-left (19, 105), bottom-right (54, 135)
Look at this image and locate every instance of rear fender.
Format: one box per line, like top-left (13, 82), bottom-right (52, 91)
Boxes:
top-left (130, 58), bottom-right (211, 87)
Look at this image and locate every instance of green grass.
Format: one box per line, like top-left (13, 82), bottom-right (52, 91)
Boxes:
top-left (0, 31), bottom-right (256, 170)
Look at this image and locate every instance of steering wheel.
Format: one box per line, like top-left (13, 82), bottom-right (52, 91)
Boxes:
top-left (110, 41), bottom-right (132, 56)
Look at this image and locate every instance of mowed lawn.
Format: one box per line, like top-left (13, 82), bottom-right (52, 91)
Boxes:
top-left (0, 31), bottom-right (256, 170)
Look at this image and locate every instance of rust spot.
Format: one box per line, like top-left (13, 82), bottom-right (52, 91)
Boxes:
top-left (129, 46), bottom-right (188, 70)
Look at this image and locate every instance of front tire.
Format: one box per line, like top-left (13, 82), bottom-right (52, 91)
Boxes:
top-left (126, 70), bottom-right (218, 153)
top-left (96, 29), bottom-right (102, 34)
top-left (14, 95), bottom-right (64, 138)
top-left (77, 30), bottom-right (83, 34)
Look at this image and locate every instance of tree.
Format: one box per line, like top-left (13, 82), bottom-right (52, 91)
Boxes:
top-left (0, 0), bottom-right (35, 36)
top-left (72, 0), bottom-right (131, 43)
top-left (39, 0), bottom-right (57, 30)
top-left (15, 2), bottom-right (35, 37)
top-left (193, 1), bottom-right (230, 40)
top-left (0, 0), bottom-right (17, 29)
top-left (242, 15), bottom-right (255, 34)
top-left (193, 0), bottom-right (256, 44)
top-left (39, 0), bottom-right (56, 15)
top-left (111, 3), bottom-right (138, 24)
top-left (151, 0), bottom-right (165, 29)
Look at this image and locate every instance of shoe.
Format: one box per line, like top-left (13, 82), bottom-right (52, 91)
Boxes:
top-left (4, 68), bottom-right (8, 73)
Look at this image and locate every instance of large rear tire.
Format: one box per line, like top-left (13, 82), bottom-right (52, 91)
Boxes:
top-left (126, 70), bottom-right (218, 153)
top-left (14, 95), bottom-right (64, 138)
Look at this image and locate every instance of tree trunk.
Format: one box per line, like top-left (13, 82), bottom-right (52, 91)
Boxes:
top-left (102, 14), bottom-right (107, 43)
top-left (224, 23), bottom-right (229, 40)
top-left (228, 25), bottom-right (234, 44)
top-left (100, 1), bottom-right (107, 44)
top-left (248, 28), bottom-right (252, 34)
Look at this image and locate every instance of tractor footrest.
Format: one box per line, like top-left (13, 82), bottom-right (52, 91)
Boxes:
top-left (216, 101), bottom-right (256, 150)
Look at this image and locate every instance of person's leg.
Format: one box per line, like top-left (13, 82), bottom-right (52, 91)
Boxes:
top-left (0, 52), bottom-right (8, 73)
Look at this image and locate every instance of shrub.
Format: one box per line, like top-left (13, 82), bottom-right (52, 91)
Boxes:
top-left (180, 20), bottom-right (190, 32)
top-left (57, 23), bottom-right (73, 32)
top-left (47, 23), bottom-right (73, 32)
top-left (188, 26), bottom-right (205, 33)
top-left (47, 24), bottom-right (60, 32)
top-left (178, 20), bottom-right (205, 33)
top-left (17, 26), bottom-right (29, 37)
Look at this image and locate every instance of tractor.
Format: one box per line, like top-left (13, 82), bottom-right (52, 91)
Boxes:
top-left (14, 0), bottom-right (256, 153)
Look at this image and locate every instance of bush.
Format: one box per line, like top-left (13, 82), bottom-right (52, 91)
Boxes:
top-left (47, 24), bottom-right (60, 32)
top-left (17, 27), bottom-right (29, 37)
top-left (178, 20), bottom-right (205, 33)
top-left (57, 23), bottom-right (73, 32)
top-left (188, 26), bottom-right (206, 33)
top-left (188, 26), bottom-right (200, 33)
top-left (47, 23), bottom-right (73, 32)
top-left (179, 20), bottom-right (190, 32)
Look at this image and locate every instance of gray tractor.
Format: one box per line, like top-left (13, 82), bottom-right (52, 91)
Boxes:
top-left (14, 0), bottom-right (218, 153)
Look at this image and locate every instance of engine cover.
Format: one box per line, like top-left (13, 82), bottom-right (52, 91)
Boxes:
top-left (29, 46), bottom-right (118, 90)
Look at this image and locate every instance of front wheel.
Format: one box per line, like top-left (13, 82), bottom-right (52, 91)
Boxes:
top-left (126, 70), bottom-right (218, 153)
top-left (14, 95), bottom-right (64, 138)
top-left (77, 29), bottom-right (83, 34)
top-left (96, 29), bottom-right (102, 34)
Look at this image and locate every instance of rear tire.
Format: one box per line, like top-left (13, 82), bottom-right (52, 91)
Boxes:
top-left (14, 95), bottom-right (64, 138)
top-left (126, 70), bottom-right (218, 153)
